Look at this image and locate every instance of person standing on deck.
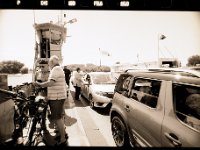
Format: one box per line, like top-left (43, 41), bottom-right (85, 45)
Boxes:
top-left (63, 66), bottom-right (71, 97)
top-left (34, 59), bottom-right (49, 131)
top-left (34, 55), bottom-right (68, 146)
top-left (73, 67), bottom-right (83, 101)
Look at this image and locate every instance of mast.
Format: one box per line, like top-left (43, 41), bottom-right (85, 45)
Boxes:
top-left (32, 10), bottom-right (38, 82)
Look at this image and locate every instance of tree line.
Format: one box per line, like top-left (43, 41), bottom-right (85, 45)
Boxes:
top-left (64, 63), bottom-right (111, 72)
top-left (0, 60), bottom-right (28, 74)
top-left (0, 60), bottom-right (111, 74)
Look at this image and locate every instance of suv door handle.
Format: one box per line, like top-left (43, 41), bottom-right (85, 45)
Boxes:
top-left (164, 132), bottom-right (182, 147)
top-left (124, 105), bottom-right (130, 112)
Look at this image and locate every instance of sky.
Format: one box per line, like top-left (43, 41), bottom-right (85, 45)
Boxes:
top-left (0, 10), bottom-right (200, 68)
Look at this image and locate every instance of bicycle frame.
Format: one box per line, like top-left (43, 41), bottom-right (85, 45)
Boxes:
top-left (24, 95), bottom-right (47, 146)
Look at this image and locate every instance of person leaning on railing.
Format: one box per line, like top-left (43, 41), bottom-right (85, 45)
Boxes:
top-left (34, 59), bottom-right (49, 131)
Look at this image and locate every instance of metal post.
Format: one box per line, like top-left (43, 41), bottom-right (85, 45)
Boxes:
top-left (158, 33), bottom-right (160, 63)
top-left (99, 48), bottom-right (101, 67)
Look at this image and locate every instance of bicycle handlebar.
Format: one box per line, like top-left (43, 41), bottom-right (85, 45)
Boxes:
top-left (0, 88), bottom-right (18, 97)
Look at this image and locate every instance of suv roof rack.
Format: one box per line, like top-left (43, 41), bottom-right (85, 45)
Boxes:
top-left (124, 68), bottom-right (200, 78)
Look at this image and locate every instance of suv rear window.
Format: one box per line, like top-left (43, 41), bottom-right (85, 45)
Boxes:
top-left (115, 75), bottom-right (162, 108)
top-left (173, 84), bottom-right (200, 131)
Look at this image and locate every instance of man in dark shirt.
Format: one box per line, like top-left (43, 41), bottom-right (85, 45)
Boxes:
top-left (63, 66), bottom-right (71, 97)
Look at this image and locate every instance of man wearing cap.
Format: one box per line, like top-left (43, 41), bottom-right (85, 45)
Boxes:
top-left (35, 59), bottom-right (49, 84)
top-left (34, 59), bottom-right (49, 131)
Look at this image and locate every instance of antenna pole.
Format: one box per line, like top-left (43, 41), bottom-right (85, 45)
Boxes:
top-left (32, 10), bottom-right (37, 82)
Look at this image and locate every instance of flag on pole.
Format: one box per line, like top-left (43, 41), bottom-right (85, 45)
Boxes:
top-left (159, 34), bottom-right (166, 40)
top-left (99, 48), bottom-right (111, 56)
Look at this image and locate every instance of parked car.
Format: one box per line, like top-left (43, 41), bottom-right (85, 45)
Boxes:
top-left (81, 72), bottom-right (116, 109)
top-left (110, 70), bottom-right (200, 147)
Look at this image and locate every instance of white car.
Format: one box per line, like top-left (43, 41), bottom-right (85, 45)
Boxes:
top-left (81, 72), bottom-right (116, 109)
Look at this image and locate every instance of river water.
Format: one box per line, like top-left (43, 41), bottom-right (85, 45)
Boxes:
top-left (8, 73), bottom-right (33, 87)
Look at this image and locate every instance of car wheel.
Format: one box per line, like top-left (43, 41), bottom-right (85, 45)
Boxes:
top-left (89, 95), bottom-right (94, 109)
top-left (111, 116), bottom-right (130, 147)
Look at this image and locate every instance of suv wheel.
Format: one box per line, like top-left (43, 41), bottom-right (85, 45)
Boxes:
top-left (111, 116), bottom-right (130, 147)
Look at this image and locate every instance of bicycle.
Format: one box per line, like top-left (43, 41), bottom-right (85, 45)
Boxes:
top-left (1, 84), bottom-right (48, 146)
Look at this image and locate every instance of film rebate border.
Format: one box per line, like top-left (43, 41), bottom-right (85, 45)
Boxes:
top-left (0, 0), bottom-right (200, 11)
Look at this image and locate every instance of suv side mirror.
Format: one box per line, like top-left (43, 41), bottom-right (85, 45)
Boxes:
top-left (122, 89), bottom-right (129, 97)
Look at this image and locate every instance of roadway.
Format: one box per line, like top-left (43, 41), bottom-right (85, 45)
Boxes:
top-left (42, 86), bottom-right (116, 147)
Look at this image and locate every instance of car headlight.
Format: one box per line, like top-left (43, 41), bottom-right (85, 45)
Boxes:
top-left (95, 91), bottom-right (104, 96)
top-left (95, 91), bottom-right (114, 98)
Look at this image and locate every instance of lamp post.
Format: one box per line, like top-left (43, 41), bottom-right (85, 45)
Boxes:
top-left (99, 48), bottom-right (101, 67)
top-left (64, 18), bottom-right (77, 26)
top-left (63, 18), bottom-right (77, 39)
top-left (158, 34), bottom-right (166, 62)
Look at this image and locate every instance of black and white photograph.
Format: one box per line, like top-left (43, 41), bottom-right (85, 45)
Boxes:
top-left (0, 4), bottom-right (200, 147)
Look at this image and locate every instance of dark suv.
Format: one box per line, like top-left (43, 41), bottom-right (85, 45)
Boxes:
top-left (110, 70), bottom-right (200, 147)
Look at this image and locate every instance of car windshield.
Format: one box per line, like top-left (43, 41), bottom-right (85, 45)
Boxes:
top-left (91, 74), bottom-right (116, 84)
